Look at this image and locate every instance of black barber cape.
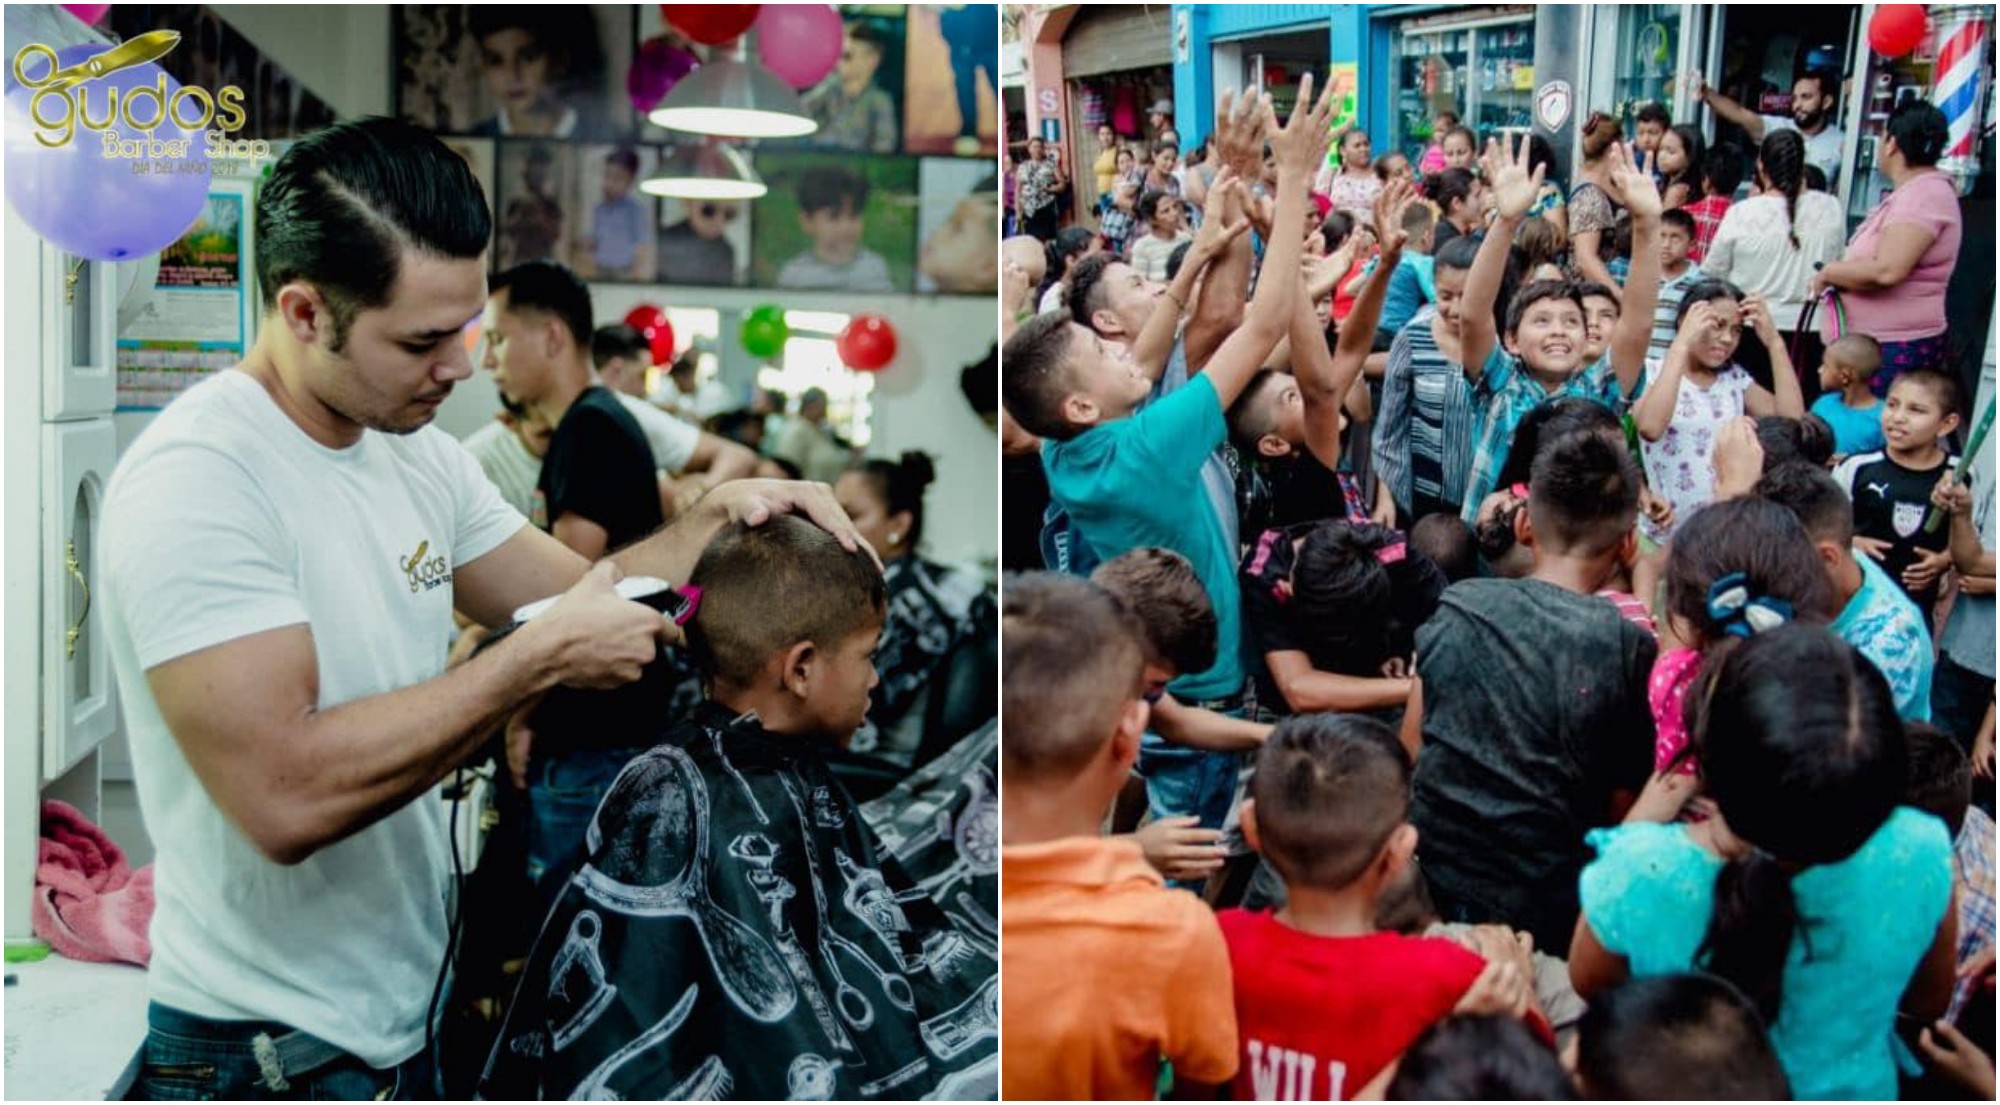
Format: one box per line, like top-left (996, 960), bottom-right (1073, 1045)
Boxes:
top-left (476, 702), bottom-right (998, 1101)
top-left (857, 719), bottom-right (998, 958)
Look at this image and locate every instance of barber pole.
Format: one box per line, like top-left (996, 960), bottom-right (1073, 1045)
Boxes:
top-left (1933, 5), bottom-right (1991, 194)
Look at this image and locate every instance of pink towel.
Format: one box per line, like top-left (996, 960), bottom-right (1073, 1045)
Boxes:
top-left (32, 799), bottom-right (153, 966)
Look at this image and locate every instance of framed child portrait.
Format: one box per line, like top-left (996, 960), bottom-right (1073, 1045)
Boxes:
top-left (656, 193), bottom-right (755, 288)
top-left (796, 8), bottom-right (907, 154)
top-left (395, 5), bottom-right (635, 141)
top-left (569, 145), bottom-right (659, 283)
top-left (494, 140), bottom-right (577, 271)
top-left (750, 154), bottom-right (919, 294)
top-left (904, 4), bottom-right (999, 157)
top-left (916, 158), bottom-right (999, 295)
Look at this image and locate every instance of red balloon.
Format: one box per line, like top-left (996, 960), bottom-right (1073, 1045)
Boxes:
top-left (837, 315), bottom-right (898, 372)
top-left (1868, 5), bottom-right (1927, 58)
top-left (622, 304), bottom-right (674, 364)
top-left (662, 5), bottom-right (761, 46)
top-left (647, 319), bottom-right (677, 364)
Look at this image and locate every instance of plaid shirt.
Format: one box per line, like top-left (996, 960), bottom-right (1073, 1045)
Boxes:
top-left (1951, 805), bottom-right (1996, 1021)
top-left (1459, 348), bottom-right (1642, 522)
top-left (1099, 204), bottom-right (1136, 256)
top-left (1683, 194), bottom-right (1732, 263)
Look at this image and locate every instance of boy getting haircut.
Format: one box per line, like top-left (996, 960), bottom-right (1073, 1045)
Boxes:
top-left (1222, 715), bottom-right (1517, 1101)
top-left (1001, 572), bottom-right (1239, 1101)
top-left (479, 517), bottom-right (995, 1101)
top-left (1574, 974), bottom-right (1791, 1100)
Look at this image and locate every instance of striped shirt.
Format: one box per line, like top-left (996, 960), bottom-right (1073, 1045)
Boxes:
top-left (1647, 268), bottom-right (1702, 369)
top-left (1373, 308), bottom-right (1478, 517)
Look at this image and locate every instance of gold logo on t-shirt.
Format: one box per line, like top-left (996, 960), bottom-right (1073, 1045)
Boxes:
top-left (400, 540), bottom-right (451, 594)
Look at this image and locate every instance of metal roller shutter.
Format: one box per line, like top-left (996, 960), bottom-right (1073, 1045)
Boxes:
top-left (1062, 5), bottom-right (1173, 78)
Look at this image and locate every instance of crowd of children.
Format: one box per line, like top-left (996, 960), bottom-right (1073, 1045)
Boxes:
top-left (1000, 75), bottom-right (1994, 1101)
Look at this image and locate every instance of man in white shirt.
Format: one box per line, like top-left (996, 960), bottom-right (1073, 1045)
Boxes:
top-left (100, 118), bottom-right (868, 1100)
top-left (1698, 70), bottom-right (1847, 190)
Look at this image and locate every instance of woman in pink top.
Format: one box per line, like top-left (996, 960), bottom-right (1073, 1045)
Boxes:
top-left (1319, 127), bottom-right (1384, 218)
top-left (1814, 102), bottom-right (1962, 396)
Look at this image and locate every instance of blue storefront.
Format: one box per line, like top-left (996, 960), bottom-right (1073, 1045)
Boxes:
top-left (1172, 5), bottom-right (1554, 168)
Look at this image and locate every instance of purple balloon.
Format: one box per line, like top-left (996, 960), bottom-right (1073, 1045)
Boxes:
top-left (5, 44), bottom-right (211, 261)
top-left (627, 38), bottom-right (700, 114)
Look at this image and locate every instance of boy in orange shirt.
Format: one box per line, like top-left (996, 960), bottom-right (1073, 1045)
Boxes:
top-left (1001, 572), bottom-right (1238, 1098)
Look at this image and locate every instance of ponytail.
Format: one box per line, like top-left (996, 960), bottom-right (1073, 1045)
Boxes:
top-left (1759, 130), bottom-right (1806, 251)
top-left (1697, 851), bottom-right (1801, 1023)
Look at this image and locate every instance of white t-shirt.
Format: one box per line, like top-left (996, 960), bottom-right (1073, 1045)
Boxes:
top-left (1760, 115), bottom-right (1846, 190)
top-left (99, 370), bottom-right (525, 1067)
top-left (1700, 191), bottom-right (1847, 329)
top-left (613, 391), bottom-right (699, 472)
top-left (462, 420), bottom-right (542, 516)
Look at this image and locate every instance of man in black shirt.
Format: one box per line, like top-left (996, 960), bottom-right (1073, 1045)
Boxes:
top-left (483, 261), bottom-right (667, 894)
top-left (486, 262), bottom-right (663, 560)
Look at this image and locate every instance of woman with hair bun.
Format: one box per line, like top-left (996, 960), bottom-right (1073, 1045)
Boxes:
top-left (1569, 623), bottom-right (1959, 1100)
top-left (835, 451), bottom-right (996, 775)
top-left (1814, 100), bottom-right (1964, 395)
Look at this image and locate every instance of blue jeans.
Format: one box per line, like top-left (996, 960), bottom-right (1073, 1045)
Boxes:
top-left (121, 1002), bottom-right (432, 1100)
top-left (525, 746), bottom-right (648, 906)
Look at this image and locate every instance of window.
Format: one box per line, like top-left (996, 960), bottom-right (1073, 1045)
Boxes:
top-left (756, 309), bottom-right (875, 449)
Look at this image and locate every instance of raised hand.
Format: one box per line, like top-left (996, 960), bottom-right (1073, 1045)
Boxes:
top-left (1739, 294), bottom-right (1780, 347)
top-left (1267, 71), bottom-right (1338, 177)
top-left (1603, 140), bottom-right (1664, 220)
top-left (1214, 87), bottom-right (1267, 181)
top-left (1193, 168), bottom-right (1250, 257)
top-left (1486, 132), bottom-right (1545, 221)
top-left (1371, 177), bottom-right (1418, 255)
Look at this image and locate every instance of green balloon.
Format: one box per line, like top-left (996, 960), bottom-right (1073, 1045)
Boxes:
top-left (741, 305), bottom-right (789, 358)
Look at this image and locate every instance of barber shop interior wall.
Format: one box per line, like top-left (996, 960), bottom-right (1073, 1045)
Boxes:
top-left (434, 287), bottom-right (1000, 573)
top-left (209, 5), bottom-right (392, 119)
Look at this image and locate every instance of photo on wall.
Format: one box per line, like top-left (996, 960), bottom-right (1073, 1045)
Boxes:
top-left (656, 190), bottom-right (755, 288)
top-left (916, 158), bottom-right (999, 295)
top-left (795, 8), bottom-right (908, 154)
top-left (751, 153), bottom-right (919, 293)
top-left (568, 145), bottom-right (659, 282)
top-left (903, 4), bottom-right (999, 156)
top-left (494, 140), bottom-right (578, 271)
top-left (438, 136), bottom-right (498, 255)
top-left (394, 5), bottom-right (635, 141)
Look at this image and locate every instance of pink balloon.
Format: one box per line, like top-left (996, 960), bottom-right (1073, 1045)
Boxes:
top-left (756, 4), bottom-right (843, 90)
top-left (627, 37), bottom-right (700, 113)
top-left (61, 3), bottom-right (111, 23)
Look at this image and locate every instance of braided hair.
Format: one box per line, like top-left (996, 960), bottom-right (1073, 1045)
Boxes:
top-left (1758, 129), bottom-right (1807, 250)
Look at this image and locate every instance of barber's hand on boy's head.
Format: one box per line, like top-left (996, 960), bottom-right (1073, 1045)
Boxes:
top-left (704, 478), bottom-right (882, 571)
top-left (1485, 134), bottom-right (1545, 222)
top-left (1266, 73), bottom-right (1337, 177)
top-left (1602, 141), bottom-right (1663, 221)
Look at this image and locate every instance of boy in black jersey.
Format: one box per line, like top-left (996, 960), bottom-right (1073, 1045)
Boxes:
top-left (1833, 368), bottom-right (1961, 614)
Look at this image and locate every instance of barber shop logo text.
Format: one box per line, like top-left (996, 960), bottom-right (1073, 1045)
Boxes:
top-left (13, 33), bottom-right (271, 168)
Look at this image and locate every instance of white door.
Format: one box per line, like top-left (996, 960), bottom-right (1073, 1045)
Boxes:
top-left (42, 419), bottom-right (117, 781)
top-left (40, 245), bottom-right (118, 422)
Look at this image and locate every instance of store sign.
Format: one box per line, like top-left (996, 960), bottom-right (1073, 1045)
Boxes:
top-left (1037, 87), bottom-right (1060, 115)
top-left (12, 32), bottom-right (266, 162)
top-left (1174, 8), bottom-right (1191, 65)
top-left (1535, 80), bottom-right (1573, 132)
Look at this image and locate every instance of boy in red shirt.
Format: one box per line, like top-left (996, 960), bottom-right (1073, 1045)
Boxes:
top-left (1220, 714), bottom-right (1548, 1100)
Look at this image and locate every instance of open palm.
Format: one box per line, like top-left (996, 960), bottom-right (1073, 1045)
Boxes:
top-left (1486, 134), bottom-right (1544, 220)
top-left (1602, 141), bottom-right (1663, 220)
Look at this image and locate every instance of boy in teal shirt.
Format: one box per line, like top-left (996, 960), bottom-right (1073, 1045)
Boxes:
top-left (1001, 77), bottom-right (1337, 831)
